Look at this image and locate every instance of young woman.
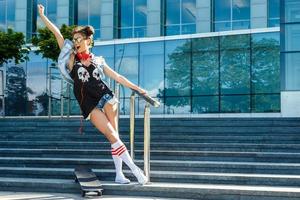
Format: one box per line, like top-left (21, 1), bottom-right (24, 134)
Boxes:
top-left (37, 4), bottom-right (147, 184)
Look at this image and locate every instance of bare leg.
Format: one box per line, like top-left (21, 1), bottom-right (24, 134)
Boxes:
top-left (89, 108), bottom-right (119, 144)
top-left (101, 102), bottom-right (147, 185)
top-left (103, 102), bottom-right (130, 184)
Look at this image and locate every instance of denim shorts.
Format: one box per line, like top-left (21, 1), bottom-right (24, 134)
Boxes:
top-left (86, 93), bottom-right (118, 120)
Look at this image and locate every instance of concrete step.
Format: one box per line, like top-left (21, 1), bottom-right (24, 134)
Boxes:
top-left (2, 135), bottom-right (300, 144)
top-left (1, 177), bottom-right (300, 200)
top-left (1, 167), bottom-right (300, 187)
top-left (3, 131), bottom-right (300, 137)
top-left (2, 126), bottom-right (300, 133)
top-left (2, 118), bottom-right (300, 127)
top-left (2, 141), bottom-right (300, 152)
top-left (2, 149), bottom-right (300, 162)
top-left (2, 157), bottom-right (300, 175)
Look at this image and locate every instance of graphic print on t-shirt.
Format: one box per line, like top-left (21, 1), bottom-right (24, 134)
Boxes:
top-left (92, 68), bottom-right (100, 80)
top-left (77, 67), bottom-right (90, 82)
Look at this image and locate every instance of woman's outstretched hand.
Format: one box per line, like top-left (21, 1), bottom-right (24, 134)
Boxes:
top-left (137, 88), bottom-right (147, 95)
top-left (38, 4), bottom-right (45, 16)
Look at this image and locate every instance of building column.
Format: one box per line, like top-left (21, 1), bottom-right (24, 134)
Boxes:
top-left (280, 0), bottom-right (300, 117)
top-left (251, 0), bottom-right (268, 28)
top-left (57, 0), bottom-right (70, 27)
top-left (196, 0), bottom-right (211, 33)
top-left (100, 0), bottom-right (114, 40)
top-left (15, 0), bottom-right (27, 36)
top-left (147, 0), bottom-right (161, 37)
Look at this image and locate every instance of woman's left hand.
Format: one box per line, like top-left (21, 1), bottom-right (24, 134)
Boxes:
top-left (137, 88), bottom-right (147, 95)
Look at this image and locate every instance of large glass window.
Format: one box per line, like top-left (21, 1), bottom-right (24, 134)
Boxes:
top-left (5, 62), bottom-right (27, 116)
top-left (268, 0), bottom-right (280, 27)
top-left (6, 0), bottom-right (15, 29)
top-left (118, 0), bottom-right (147, 38)
top-left (0, 0), bottom-right (16, 31)
top-left (26, 52), bottom-right (48, 116)
top-left (214, 0), bottom-right (250, 32)
top-left (165, 0), bottom-right (196, 36)
top-left (0, 0), bottom-right (6, 31)
top-left (284, 53), bottom-right (300, 90)
top-left (285, 0), bottom-right (300, 23)
top-left (139, 41), bottom-right (164, 114)
top-left (252, 32), bottom-right (280, 112)
top-left (285, 24), bottom-right (300, 52)
top-left (220, 34), bottom-right (251, 112)
top-left (93, 45), bottom-right (115, 86)
top-left (115, 43), bottom-right (139, 114)
top-left (165, 39), bottom-right (191, 113)
top-left (78, 0), bottom-right (101, 40)
top-left (192, 37), bottom-right (219, 113)
top-left (35, 0), bottom-right (57, 35)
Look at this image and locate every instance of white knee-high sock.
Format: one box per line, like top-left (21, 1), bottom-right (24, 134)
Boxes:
top-left (111, 140), bottom-right (138, 172)
top-left (111, 149), bottom-right (123, 176)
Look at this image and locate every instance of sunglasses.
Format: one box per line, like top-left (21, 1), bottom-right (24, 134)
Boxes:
top-left (72, 37), bottom-right (85, 44)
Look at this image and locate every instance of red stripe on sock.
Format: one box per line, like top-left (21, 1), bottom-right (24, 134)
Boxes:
top-left (111, 144), bottom-right (125, 153)
top-left (117, 148), bottom-right (127, 156)
top-left (112, 146), bottom-right (126, 155)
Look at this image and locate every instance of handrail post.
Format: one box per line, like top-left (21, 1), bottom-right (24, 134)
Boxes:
top-left (115, 82), bottom-right (120, 133)
top-left (0, 70), bottom-right (4, 117)
top-left (60, 79), bottom-right (64, 118)
top-left (48, 66), bottom-right (51, 119)
top-left (144, 103), bottom-right (151, 183)
top-left (67, 83), bottom-right (70, 118)
top-left (130, 91), bottom-right (135, 160)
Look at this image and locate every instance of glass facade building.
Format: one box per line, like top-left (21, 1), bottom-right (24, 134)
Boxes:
top-left (0, 0), bottom-right (294, 117)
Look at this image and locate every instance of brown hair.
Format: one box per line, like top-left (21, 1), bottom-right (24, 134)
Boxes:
top-left (72, 25), bottom-right (95, 44)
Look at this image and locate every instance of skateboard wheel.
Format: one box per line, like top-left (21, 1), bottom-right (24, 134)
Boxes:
top-left (81, 191), bottom-right (86, 197)
top-left (97, 191), bottom-right (102, 196)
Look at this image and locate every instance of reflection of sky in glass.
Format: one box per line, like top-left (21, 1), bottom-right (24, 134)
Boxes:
top-left (232, 0), bottom-right (250, 20)
top-left (115, 43), bottom-right (138, 97)
top-left (119, 0), bottom-right (147, 38)
top-left (252, 32), bottom-right (279, 46)
top-left (285, 0), bottom-right (300, 23)
top-left (26, 53), bottom-right (47, 101)
top-left (121, 0), bottom-right (133, 27)
top-left (0, 1), bottom-right (5, 31)
top-left (182, 0), bottom-right (196, 24)
top-left (140, 42), bottom-right (164, 97)
top-left (166, 0), bottom-right (180, 25)
top-left (36, 0), bottom-right (57, 29)
top-left (214, 0), bottom-right (231, 21)
top-left (268, 0), bottom-right (280, 18)
top-left (78, 0), bottom-right (88, 25)
top-left (7, 0), bottom-right (15, 27)
top-left (134, 0), bottom-right (147, 26)
top-left (89, 0), bottom-right (101, 31)
top-left (165, 39), bottom-right (190, 54)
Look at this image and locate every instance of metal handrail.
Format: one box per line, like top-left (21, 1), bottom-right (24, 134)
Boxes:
top-left (131, 89), bottom-right (160, 108)
top-left (128, 88), bottom-right (160, 184)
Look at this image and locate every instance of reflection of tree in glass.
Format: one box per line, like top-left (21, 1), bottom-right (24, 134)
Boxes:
top-left (252, 38), bottom-right (280, 93)
top-left (159, 40), bottom-right (191, 109)
top-left (252, 37), bottom-right (280, 112)
top-left (33, 92), bottom-right (48, 116)
top-left (5, 66), bottom-right (27, 115)
top-left (158, 34), bottom-right (280, 113)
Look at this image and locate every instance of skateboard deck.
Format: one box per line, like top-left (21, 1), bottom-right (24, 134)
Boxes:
top-left (74, 166), bottom-right (103, 197)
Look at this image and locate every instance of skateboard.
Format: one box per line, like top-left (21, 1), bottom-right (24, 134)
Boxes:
top-left (74, 166), bottom-right (103, 197)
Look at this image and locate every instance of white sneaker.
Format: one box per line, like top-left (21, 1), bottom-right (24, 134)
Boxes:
top-left (132, 168), bottom-right (147, 185)
top-left (115, 173), bottom-right (130, 184)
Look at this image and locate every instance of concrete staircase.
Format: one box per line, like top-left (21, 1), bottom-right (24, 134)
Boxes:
top-left (1, 117), bottom-right (300, 199)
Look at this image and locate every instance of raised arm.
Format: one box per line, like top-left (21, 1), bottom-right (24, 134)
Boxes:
top-left (101, 59), bottom-right (147, 95)
top-left (38, 4), bottom-right (64, 49)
